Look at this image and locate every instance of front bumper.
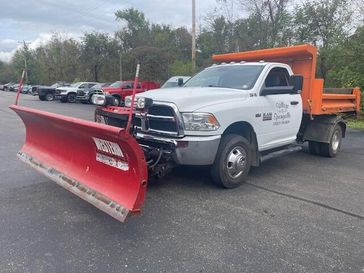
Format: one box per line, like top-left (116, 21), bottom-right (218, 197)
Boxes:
top-left (135, 132), bottom-right (221, 165)
top-left (77, 94), bottom-right (90, 101)
top-left (56, 93), bottom-right (67, 99)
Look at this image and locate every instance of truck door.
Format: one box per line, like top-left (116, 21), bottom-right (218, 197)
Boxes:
top-left (258, 67), bottom-right (302, 150)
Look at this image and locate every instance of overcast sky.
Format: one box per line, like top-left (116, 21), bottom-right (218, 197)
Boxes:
top-left (0, 0), bottom-right (217, 62)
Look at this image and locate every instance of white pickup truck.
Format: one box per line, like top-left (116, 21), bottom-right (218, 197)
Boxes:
top-left (94, 45), bottom-right (360, 189)
top-left (56, 82), bottom-right (98, 103)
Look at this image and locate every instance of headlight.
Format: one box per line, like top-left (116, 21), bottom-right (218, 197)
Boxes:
top-left (125, 96), bottom-right (131, 107)
top-left (182, 113), bottom-right (220, 131)
top-left (92, 94), bottom-right (119, 106)
top-left (125, 96), bottom-right (153, 109)
top-left (92, 94), bottom-right (106, 106)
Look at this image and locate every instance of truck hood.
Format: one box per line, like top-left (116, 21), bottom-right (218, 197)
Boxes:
top-left (56, 86), bottom-right (77, 92)
top-left (139, 87), bottom-right (250, 112)
top-left (102, 86), bottom-right (120, 92)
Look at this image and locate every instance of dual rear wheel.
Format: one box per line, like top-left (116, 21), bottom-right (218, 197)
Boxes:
top-left (308, 125), bottom-right (342, 157)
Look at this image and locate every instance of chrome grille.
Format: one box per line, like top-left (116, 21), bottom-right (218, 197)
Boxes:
top-left (134, 103), bottom-right (183, 137)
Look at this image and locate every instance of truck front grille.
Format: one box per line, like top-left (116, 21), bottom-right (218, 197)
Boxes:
top-left (97, 103), bottom-right (183, 137)
top-left (134, 104), bottom-right (182, 137)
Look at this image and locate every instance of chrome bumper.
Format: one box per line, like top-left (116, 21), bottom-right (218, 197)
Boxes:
top-left (135, 132), bottom-right (221, 165)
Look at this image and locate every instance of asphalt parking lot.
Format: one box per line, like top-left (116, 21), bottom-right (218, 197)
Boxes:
top-left (0, 91), bottom-right (363, 273)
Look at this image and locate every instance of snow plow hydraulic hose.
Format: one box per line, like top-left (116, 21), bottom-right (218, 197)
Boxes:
top-left (10, 65), bottom-right (148, 222)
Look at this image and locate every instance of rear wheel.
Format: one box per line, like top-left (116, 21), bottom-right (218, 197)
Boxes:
top-left (308, 141), bottom-right (320, 155)
top-left (211, 134), bottom-right (251, 189)
top-left (67, 93), bottom-right (77, 103)
top-left (319, 125), bottom-right (342, 157)
top-left (45, 93), bottom-right (54, 101)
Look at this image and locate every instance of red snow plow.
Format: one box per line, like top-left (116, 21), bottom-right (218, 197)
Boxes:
top-left (10, 105), bottom-right (147, 222)
top-left (11, 65), bottom-right (148, 222)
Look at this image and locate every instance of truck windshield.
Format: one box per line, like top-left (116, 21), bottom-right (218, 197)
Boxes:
top-left (110, 81), bottom-right (122, 87)
top-left (184, 65), bottom-right (264, 90)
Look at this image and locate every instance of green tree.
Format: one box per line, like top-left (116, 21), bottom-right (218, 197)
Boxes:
top-left (81, 32), bottom-right (116, 82)
top-left (293, 0), bottom-right (352, 79)
top-left (115, 8), bottom-right (150, 51)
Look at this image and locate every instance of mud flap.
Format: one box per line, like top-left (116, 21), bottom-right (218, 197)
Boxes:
top-left (10, 104), bottom-right (148, 222)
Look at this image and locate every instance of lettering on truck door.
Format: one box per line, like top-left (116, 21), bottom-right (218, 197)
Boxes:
top-left (257, 66), bottom-right (302, 150)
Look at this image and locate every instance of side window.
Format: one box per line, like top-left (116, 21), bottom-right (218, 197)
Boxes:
top-left (79, 84), bottom-right (86, 88)
top-left (123, 83), bottom-right (133, 89)
top-left (265, 67), bottom-right (290, 87)
top-left (137, 83), bottom-right (142, 89)
top-left (88, 83), bottom-right (96, 88)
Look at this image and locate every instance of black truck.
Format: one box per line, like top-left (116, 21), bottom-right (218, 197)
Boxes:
top-left (34, 82), bottom-right (70, 101)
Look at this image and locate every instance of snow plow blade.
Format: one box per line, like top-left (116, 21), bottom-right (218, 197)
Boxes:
top-left (10, 104), bottom-right (148, 222)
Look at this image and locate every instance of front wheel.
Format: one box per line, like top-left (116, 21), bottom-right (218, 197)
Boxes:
top-left (112, 95), bottom-right (121, 106)
top-left (67, 93), bottom-right (77, 103)
top-left (211, 134), bottom-right (251, 189)
top-left (45, 93), bottom-right (55, 101)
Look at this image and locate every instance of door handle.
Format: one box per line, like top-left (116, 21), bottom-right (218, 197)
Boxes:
top-left (290, 101), bottom-right (299, 105)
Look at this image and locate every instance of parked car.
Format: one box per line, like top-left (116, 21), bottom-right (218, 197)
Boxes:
top-left (9, 84), bottom-right (19, 92)
top-left (0, 83), bottom-right (5, 90)
top-left (18, 85), bottom-right (32, 94)
top-left (161, 76), bottom-right (191, 88)
top-left (3, 82), bottom-right (15, 91)
top-left (102, 80), bottom-right (160, 105)
top-left (35, 82), bottom-right (70, 101)
top-left (77, 83), bottom-right (111, 104)
top-left (56, 82), bottom-right (98, 103)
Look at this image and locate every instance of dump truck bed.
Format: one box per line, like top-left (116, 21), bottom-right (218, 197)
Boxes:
top-left (212, 44), bottom-right (361, 115)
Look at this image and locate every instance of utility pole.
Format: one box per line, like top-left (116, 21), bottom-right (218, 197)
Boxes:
top-left (119, 51), bottom-right (123, 82)
top-left (191, 0), bottom-right (196, 73)
top-left (18, 40), bottom-right (31, 83)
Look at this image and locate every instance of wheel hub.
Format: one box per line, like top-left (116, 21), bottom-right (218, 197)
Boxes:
top-left (226, 146), bottom-right (247, 179)
top-left (332, 131), bottom-right (340, 151)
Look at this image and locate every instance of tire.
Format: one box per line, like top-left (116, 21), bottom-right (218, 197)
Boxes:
top-left (319, 125), bottom-right (342, 158)
top-left (308, 141), bottom-right (320, 155)
top-left (45, 93), bottom-right (54, 101)
top-left (67, 93), bottom-right (77, 103)
top-left (39, 95), bottom-right (46, 101)
top-left (211, 134), bottom-right (251, 189)
top-left (112, 95), bottom-right (121, 106)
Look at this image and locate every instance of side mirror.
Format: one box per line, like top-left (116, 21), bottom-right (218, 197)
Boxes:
top-left (177, 78), bottom-right (184, 87)
top-left (289, 75), bottom-right (303, 94)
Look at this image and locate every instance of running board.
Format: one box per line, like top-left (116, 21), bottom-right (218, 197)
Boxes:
top-left (260, 145), bottom-right (302, 163)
